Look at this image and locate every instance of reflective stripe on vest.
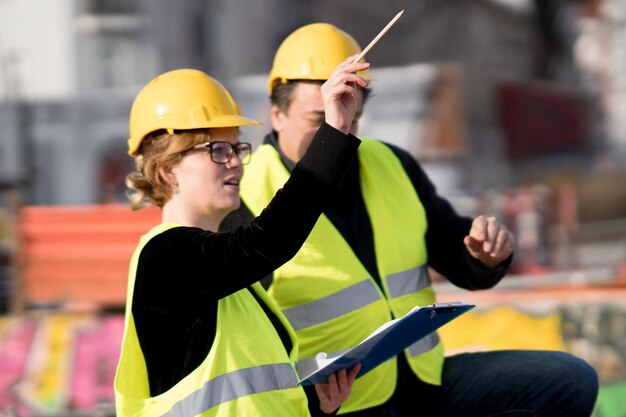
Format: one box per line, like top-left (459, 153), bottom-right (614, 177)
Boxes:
top-left (283, 265), bottom-right (429, 330)
top-left (161, 363), bottom-right (298, 417)
top-left (386, 265), bottom-right (430, 298)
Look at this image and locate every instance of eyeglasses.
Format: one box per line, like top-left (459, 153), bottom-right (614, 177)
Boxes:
top-left (192, 141), bottom-right (252, 165)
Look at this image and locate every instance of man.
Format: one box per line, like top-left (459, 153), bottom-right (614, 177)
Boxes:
top-left (222, 23), bottom-right (598, 416)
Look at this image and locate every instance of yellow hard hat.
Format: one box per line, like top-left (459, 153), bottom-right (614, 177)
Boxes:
top-left (268, 23), bottom-right (370, 93)
top-left (127, 69), bottom-right (261, 156)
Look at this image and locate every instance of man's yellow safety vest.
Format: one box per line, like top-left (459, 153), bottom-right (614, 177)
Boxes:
top-left (241, 139), bottom-right (444, 414)
top-left (115, 223), bottom-right (311, 417)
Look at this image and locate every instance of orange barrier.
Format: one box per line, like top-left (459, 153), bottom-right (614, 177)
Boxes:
top-left (16, 204), bottom-right (160, 310)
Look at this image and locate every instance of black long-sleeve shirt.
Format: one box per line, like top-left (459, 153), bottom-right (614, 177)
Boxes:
top-left (131, 123), bottom-right (359, 416)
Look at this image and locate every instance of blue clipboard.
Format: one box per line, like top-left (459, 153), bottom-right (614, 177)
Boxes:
top-left (298, 302), bottom-right (475, 386)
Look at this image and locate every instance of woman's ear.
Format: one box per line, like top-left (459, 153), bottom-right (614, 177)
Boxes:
top-left (158, 165), bottom-right (177, 188)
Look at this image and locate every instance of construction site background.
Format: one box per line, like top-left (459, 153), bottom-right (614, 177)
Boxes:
top-left (1, 0), bottom-right (625, 416)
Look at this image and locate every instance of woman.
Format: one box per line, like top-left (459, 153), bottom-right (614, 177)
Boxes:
top-left (114, 57), bottom-right (369, 417)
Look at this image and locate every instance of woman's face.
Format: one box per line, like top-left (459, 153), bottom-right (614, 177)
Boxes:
top-left (171, 127), bottom-right (244, 223)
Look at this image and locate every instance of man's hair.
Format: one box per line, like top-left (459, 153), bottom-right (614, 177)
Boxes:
top-left (270, 80), bottom-right (371, 114)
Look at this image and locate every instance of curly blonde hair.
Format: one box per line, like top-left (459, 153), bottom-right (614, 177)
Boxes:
top-left (126, 129), bottom-right (212, 209)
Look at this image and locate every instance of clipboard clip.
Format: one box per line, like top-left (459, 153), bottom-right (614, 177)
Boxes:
top-left (428, 301), bottom-right (468, 316)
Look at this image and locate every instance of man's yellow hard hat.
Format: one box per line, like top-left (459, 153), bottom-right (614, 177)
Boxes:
top-left (267, 23), bottom-right (370, 93)
top-left (127, 69), bottom-right (261, 156)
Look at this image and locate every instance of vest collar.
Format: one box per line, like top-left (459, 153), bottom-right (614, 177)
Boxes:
top-left (263, 130), bottom-right (361, 181)
top-left (263, 131), bottom-right (298, 172)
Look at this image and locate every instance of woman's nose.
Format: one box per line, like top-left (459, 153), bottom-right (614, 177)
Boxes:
top-left (226, 152), bottom-right (243, 169)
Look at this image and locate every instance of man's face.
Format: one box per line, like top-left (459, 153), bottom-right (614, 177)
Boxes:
top-left (271, 81), bottom-right (363, 163)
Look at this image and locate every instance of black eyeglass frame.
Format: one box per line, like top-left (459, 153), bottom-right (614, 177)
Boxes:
top-left (191, 141), bottom-right (252, 165)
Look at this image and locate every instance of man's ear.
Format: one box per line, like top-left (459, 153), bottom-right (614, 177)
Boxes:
top-left (270, 105), bottom-right (285, 132)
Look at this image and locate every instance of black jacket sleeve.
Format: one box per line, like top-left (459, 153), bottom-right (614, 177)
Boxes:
top-left (385, 143), bottom-right (511, 290)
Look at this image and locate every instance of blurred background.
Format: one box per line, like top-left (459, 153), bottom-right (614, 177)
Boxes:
top-left (0, 0), bottom-right (625, 416)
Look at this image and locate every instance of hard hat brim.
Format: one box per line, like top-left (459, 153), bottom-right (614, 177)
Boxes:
top-left (127, 115), bottom-right (262, 156)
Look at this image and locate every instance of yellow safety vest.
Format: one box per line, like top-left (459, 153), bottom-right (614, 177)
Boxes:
top-left (240, 139), bottom-right (444, 414)
top-left (115, 223), bottom-right (311, 417)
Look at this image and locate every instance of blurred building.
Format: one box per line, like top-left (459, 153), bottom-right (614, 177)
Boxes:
top-left (0, 0), bottom-right (624, 206)
top-left (0, 0), bottom-right (156, 205)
